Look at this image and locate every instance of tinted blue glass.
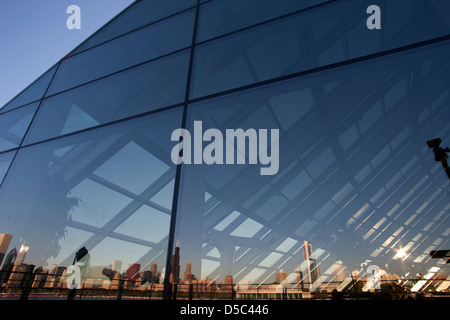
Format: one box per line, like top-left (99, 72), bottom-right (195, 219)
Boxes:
top-left (174, 41), bottom-right (450, 288)
top-left (0, 103), bottom-right (38, 152)
top-left (191, 0), bottom-right (450, 98)
top-left (0, 151), bottom-right (15, 185)
top-left (0, 107), bottom-right (182, 289)
top-left (198, 0), bottom-right (329, 41)
top-left (25, 50), bottom-right (190, 145)
top-left (73, 0), bottom-right (197, 55)
top-left (1, 65), bottom-right (57, 113)
top-left (48, 9), bottom-right (195, 95)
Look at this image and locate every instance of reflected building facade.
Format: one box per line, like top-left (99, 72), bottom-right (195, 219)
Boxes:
top-left (303, 241), bottom-right (321, 291)
top-left (0, 0), bottom-right (449, 299)
top-left (170, 243), bottom-right (181, 284)
top-left (0, 233), bottom-right (12, 267)
top-left (16, 244), bottom-right (29, 265)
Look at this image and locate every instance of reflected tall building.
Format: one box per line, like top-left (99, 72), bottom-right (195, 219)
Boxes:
top-left (303, 241), bottom-right (321, 290)
top-left (170, 242), bottom-right (181, 284)
top-left (16, 244), bottom-right (29, 265)
top-left (183, 262), bottom-right (196, 282)
top-left (150, 263), bottom-right (159, 283)
top-left (296, 265), bottom-right (304, 291)
top-left (150, 263), bottom-right (158, 276)
top-left (275, 269), bottom-right (288, 284)
top-left (112, 259), bottom-right (122, 274)
top-left (0, 233), bottom-right (12, 267)
top-left (7, 263), bottom-right (34, 288)
top-left (0, 248), bottom-right (17, 284)
top-left (126, 263), bottom-right (141, 281)
top-left (332, 261), bottom-right (346, 284)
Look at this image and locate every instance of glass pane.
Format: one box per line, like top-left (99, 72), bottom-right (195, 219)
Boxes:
top-left (25, 50), bottom-right (190, 145)
top-left (173, 41), bottom-right (450, 293)
top-left (72, 0), bottom-right (197, 55)
top-left (1, 66), bottom-right (57, 113)
top-left (0, 107), bottom-right (182, 298)
top-left (191, 0), bottom-right (450, 98)
top-left (49, 10), bottom-right (195, 95)
top-left (198, 0), bottom-right (329, 42)
top-left (0, 150), bottom-right (15, 185)
top-left (0, 103), bottom-right (38, 152)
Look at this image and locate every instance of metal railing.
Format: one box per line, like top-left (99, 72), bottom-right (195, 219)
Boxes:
top-left (0, 269), bottom-right (449, 300)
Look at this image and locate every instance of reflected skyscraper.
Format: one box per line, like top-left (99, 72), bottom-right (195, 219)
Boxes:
top-left (183, 262), bottom-right (196, 282)
top-left (0, 233), bottom-right (12, 267)
top-left (275, 269), bottom-right (288, 284)
top-left (0, 247), bottom-right (16, 284)
top-left (170, 241), bottom-right (180, 284)
top-left (303, 241), bottom-right (321, 291)
top-left (296, 265), bottom-right (304, 291)
top-left (112, 259), bottom-right (122, 274)
top-left (16, 244), bottom-right (29, 265)
top-left (126, 263), bottom-right (141, 281)
top-left (333, 261), bottom-right (346, 284)
top-left (150, 263), bottom-right (159, 283)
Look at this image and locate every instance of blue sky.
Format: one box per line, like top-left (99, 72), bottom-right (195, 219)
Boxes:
top-left (0, 0), bottom-right (135, 108)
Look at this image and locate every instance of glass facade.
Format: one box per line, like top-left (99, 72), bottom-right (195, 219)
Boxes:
top-left (0, 0), bottom-right (449, 300)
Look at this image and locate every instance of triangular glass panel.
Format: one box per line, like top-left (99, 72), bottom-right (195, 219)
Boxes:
top-left (24, 50), bottom-right (189, 145)
top-left (47, 9), bottom-right (195, 95)
top-left (61, 104), bottom-right (100, 136)
top-left (0, 102), bottom-right (39, 152)
top-left (0, 65), bottom-right (57, 113)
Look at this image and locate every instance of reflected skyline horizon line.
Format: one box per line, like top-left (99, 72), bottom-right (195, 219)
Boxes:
top-left (2, 232), bottom-right (448, 289)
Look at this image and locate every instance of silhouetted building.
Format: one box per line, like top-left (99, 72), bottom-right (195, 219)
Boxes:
top-left (275, 269), bottom-right (288, 284)
top-left (7, 263), bottom-right (34, 287)
top-left (32, 267), bottom-right (48, 288)
top-left (222, 275), bottom-right (234, 294)
top-left (126, 263), bottom-right (141, 281)
top-left (150, 263), bottom-right (159, 283)
top-left (170, 242), bottom-right (181, 284)
top-left (296, 265), bottom-right (304, 291)
top-left (0, 233), bottom-right (12, 267)
top-left (183, 262), bottom-right (196, 282)
top-left (192, 276), bottom-right (217, 293)
top-left (0, 248), bottom-right (17, 285)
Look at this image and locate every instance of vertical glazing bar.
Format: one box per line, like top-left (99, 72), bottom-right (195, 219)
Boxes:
top-left (163, 0), bottom-right (201, 300)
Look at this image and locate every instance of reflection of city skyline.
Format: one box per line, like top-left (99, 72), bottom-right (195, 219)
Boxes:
top-left (1, 0), bottom-right (450, 304)
top-left (1, 232), bottom-right (449, 299)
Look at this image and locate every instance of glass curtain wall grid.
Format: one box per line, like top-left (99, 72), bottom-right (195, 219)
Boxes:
top-left (0, 0), bottom-right (449, 300)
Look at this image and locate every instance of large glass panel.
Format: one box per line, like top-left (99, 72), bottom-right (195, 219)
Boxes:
top-left (191, 0), bottom-right (450, 98)
top-left (72, 0), bottom-right (197, 55)
top-left (24, 50), bottom-right (190, 145)
top-left (0, 107), bottom-right (182, 298)
top-left (0, 151), bottom-right (15, 185)
top-left (0, 65), bottom-right (57, 113)
top-left (172, 41), bottom-right (450, 296)
top-left (0, 103), bottom-right (38, 152)
top-left (198, 0), bottom-right (329, 42)
top-left (48, 10), bottom-right (195, 95)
